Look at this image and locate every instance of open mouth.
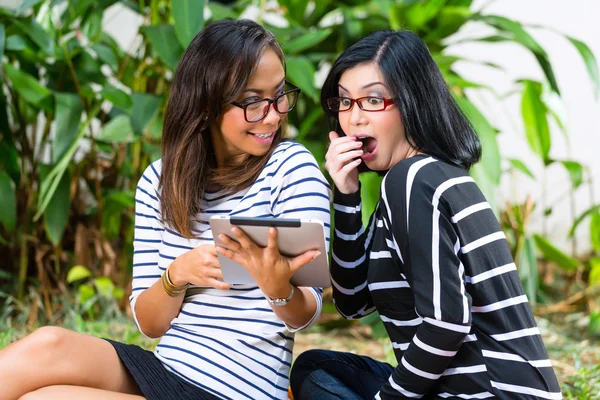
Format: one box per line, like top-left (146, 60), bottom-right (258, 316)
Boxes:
top-left (248, 131), bottom-right (274, 140)
top-left (356, 135), bottom-right (378, 156)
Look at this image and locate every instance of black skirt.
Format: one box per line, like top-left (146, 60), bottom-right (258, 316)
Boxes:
top-left (106, 339), bottom-right (220, 400)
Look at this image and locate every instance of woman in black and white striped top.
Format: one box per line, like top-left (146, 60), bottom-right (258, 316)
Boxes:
top-left (291, 30), bottom-right (561, 400)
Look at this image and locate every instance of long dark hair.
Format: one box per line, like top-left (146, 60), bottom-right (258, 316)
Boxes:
top-left (321, 30), bottom-right (481, 170)
top-left (160, 19), bottom-right (285, 237)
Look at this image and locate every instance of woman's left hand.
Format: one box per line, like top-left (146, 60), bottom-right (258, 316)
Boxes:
top-left (216, 226), bottom-right (320, 298)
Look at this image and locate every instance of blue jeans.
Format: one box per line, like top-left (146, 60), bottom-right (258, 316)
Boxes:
top-left (290, 349), bottom-right (394, 399)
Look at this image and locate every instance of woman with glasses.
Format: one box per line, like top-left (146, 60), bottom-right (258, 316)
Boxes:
top-left (290, 30), bottom-right (561, 400)
top-left (0, 19), bottom-right (330, 400)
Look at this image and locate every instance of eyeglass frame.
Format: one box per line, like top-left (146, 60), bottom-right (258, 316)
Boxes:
top-left (230, 81), bottom-right (301, 123)
top-left (326, 96), bottom-right (396, 112)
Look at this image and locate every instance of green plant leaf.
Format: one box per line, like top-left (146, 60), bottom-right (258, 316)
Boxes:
top-left (0, 24), bottom-right (5, 60)
top-left (44, 168), bottom-right (71, 245)
top-left (100, 86), bottom-right (133, 111)
top-left (3, 64), bottom-right (52, 110)
top-left (67, 265), bottom-right (92, 283)
top-left (469, 162), bottom-right (496, 212)
top-left (16, 0), bottom-right (44, 14)
top-left (94, 276), bottom-right (115, 299)
top-left (0, 171), bottom-right (16, 233)
top-left (279, 0), bottom-right (310, 23)
top-left (477, 15), bottom-right (559, 94)
top-left (98, 114), bottom-right (134, 143)
top-left (286, 56), bottom-right (318, 102)
top-left (360, 172), bottom-right (383, 227)
top-left (172, 0), bottom-right (205, 48)
top-left (589, 257), bottom-right (600, 287)
top-left (78, 283), bottom-right (95, 304)
top-left (131, 92), bottom-right (162, 134)
top-left (567, 36), bottom-right (600, 100)
top-left (508, 159), bottom-right (535, 179)
top-left (591, 211), bottom-right (600, 253)
top-left (53, 92), bottom-right (82, 163)
top-left (207, 2), bottom-right (237, 20)
top-left (404, 0), bottom-right (446, 31)
top-left (141, 24), bottom-right (183, 70)
top-left (0, 140), bottom-right (20, 184)
top-left (559, 160), bottom-right (583, 189)
top-left (521, 80), bottom-right (550, 162)
top-left (569, 205), bottom-right (600, 237)
top-left (91, 43), bottom-right (118, 71)
top-left (13, 18), bottom-right (53, 55)
top-left (82, 11), bottom-right (102, 42)
top-left (517, 236), bottom-right (538, 306)
top-left (282, 28), bottom-right (332, 54)
top-left (533, 234), bottom-right (579, 271)
top-left (453, 95), bottom-right (501, 184)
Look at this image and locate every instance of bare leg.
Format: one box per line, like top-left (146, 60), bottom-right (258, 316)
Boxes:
top-left (18, 386), bottom-right (146, 400)
top-left (0, 326), bottom-right (143, 400)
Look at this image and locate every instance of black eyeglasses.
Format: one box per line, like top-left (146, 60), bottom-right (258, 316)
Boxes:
top-left (231, 81), bottom-right (301, 123)
top-left (327, 96), bottom-right (395, 112)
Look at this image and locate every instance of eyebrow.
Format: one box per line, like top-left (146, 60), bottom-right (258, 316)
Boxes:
top-left (243, 79), bottom-right (286, 95)
top-left (338, 82), bottom-right (386, 92)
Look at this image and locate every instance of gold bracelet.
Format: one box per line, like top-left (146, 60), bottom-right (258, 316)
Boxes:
top-left (161, 264), bottom-right (189, 297)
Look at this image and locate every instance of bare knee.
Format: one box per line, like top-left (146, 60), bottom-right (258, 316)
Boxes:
top-left (17, 326), bottom-right (73, 361)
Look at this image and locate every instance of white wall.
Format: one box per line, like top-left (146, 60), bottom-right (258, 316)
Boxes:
top-left (448, 0), bottom-right (600, 254)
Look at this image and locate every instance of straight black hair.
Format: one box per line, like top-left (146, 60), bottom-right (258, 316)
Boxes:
top-left (321, 30), bottom-right (481, 170)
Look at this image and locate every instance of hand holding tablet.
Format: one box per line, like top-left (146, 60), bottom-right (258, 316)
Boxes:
top-left (209, 216), bottom-right (330, 288)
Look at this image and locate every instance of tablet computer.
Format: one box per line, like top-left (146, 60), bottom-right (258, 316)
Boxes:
top-left (209, 216), bottom-right (330, 288)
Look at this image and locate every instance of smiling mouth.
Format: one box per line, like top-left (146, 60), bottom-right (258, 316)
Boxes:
top-left (249, 131), bottom-right (274, 139)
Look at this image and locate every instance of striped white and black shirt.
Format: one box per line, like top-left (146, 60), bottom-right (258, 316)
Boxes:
top-left (332, 155), bottom-right (561, 399)
top-left (131, 141), bottom-right (331, 400)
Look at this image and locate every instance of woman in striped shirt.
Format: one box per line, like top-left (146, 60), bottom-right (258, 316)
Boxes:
top-left (0, 19), bottom-right (330, 400)
top-left (290, 30), bottom-right (561, 399)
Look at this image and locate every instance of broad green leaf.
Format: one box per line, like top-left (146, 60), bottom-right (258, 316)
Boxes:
top-left (44, 168), bottom-right (71, 245)
top-left (5, 34), bottom-right (29, 51)
top-left (297, 107), bottom-right (323, 140)
top-left (172, 0), bottom-right (205, 48)
top-left (427, 6), bottom-right (471, 42)
top-left (94, 276), bottom-right (115, 298)
top-left (286, 56), bottom-right (318, 102)
top-left (141, 25), bottom-right (183, 70)
top-left (0, 24), bottom-right (5, 61)
top-left (207, 2), bottom-right (237, 20)
top-left (559, 160), bottom-right (583, 189)
top-left (589, 257), bottom-right (600, 287)
top-left (404, 0), bottom-right (446, 31)
top-left (35, 103), bottom-right (102, 221)
top-left (569, 205), bottom-right (600, 238)
top-left (518, 236), bottom-right (538, 307)
top-left (63, 0), bottom-right (95, 26)
top-left (97, 115), bottom-right (134, 143)
top-left (67, 265), bottom-right (92, 283)
top-left (78, 284), bottom-right (95, 304)
top-left (0, 140), bottom-right (20, 184)
top-left (508, 159), bottom-right (535, 179)
top-left (16, 0), bottom-right (44, 14)
top-left (279, 0), bottom-right (310, 23)
top-left (567, 36), bottom-right (600, 99)
top-left (53, 93), bottom-right (82, 163)
top-left (469, 162), bottom-right (496, 212)
top-left (82, 12), bottom-right (103, 42)
top-left (4, 64), bottom-right (52, 109)
top-left (91, 44), bottom-right (118, 71)
top-left (131, 92), bottom-right (162, 134)
top-left (100, 86), bottom-right (133, 110)
top-left (13, 18), bottom-right (53, 55)
top-left (477, 15), bottom-right (559, 94)
top-left (454, 95), bottom-right (501, 184)
top-left (282, 28), bottom-right (332, 54)
top-left (360, 172), bottom-right (383, 228)
top-left (533, 234), bottom-right (579, 271)
top-left (591, 211), bottom-right (600, 253)
top-left (521, 80), bottom-right (550, 162)
top-left (0, 171), bottom-right (16, 232)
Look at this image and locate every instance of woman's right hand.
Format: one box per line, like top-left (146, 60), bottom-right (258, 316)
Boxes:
top-left (169, 244), bottom-right (232, 290)
top-left (325, 131), bottom-right (363, 194)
